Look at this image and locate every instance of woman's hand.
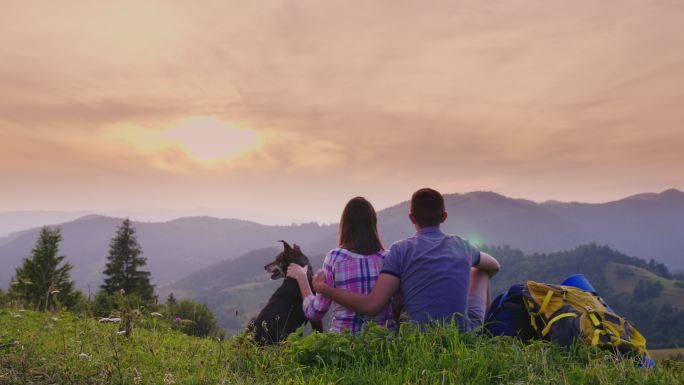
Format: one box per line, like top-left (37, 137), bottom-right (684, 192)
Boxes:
top-left (312, 269), bottom-right (329, 294)
top-left (287, 263), bottom-right (309, 282)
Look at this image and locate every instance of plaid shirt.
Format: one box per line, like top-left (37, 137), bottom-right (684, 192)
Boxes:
top-left (303, 248), bottom-right (396, 333)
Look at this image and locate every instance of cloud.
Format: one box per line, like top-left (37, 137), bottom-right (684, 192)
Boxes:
top-left (1, 0), bottom-right (683, 220)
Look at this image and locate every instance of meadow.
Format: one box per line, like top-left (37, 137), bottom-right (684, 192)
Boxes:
top-left (1, 309), bottom-right (683, 385)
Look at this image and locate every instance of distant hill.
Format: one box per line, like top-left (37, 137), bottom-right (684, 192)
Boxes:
top-left (158, 247), bottom-right (290, 333)
top-left (1, 189), bottom-right (683, 292)
top-left (0, 210), bottom-right (92, 236)
top-left (541, 188), bottom-right (684, 270)
top-left (376, 191), bottom-right (590, 255)
top-left (156, 246), bottom-right (331, 333)
top-left (604, 262), bottom-right (684, 309)
top-left (0, 216), bottom-right (335, 291)
top-left (375, 189), bottom-right (684, 271)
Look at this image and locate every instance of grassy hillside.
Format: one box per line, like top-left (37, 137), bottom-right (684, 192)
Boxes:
top-left (605, 262), bottom-right (684, 309)
top-left (1, 310), bottom-right (683, 385)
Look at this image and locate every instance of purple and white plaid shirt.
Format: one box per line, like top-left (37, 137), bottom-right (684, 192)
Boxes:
top-left (303, 248), bottom-right (396, 333)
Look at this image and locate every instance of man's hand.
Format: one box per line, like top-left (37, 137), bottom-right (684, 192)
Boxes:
top-left (312, 269), bottom-right (329, 294)
top-left (286, 264), bottom-right (309, 282)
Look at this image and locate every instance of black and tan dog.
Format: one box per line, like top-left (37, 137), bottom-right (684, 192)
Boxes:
top-left (247, 241), bottom-right (323, 345)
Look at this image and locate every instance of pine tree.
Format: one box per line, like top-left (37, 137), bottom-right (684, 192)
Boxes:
top-left (101, 219), bottom-right (154, 301)
top-left (9, 227), bottom-right (78, 311)
top-left (166, 292), bottom-right (177, 305)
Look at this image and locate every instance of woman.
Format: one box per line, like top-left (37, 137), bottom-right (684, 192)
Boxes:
top-left (286, 197), bottom-right (396, 333)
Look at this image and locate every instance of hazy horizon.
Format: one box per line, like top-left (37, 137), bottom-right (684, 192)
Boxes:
top-left (2, 1), bottom-right (683, 224)
top-left (1, 188), bottom-right (681, 238)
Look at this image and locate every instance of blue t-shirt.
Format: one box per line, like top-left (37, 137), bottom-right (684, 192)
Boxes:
top-left (380, 227), bottom-right (481, 328)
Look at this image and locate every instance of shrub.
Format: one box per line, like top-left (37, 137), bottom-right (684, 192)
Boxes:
top-left (93, 291), bottom-right (122, 317)
top-left (92, 291), bottom-right (155, 318)
top-left (171, 299), bottom-right (220, 337)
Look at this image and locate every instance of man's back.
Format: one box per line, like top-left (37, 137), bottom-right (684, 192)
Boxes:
top-left (381, 227), bottom-right (481, 328)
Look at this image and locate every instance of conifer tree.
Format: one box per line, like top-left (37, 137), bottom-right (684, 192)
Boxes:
top-left (166, 292), bottom-right (177, 305)
top-left (9, 227), bottom-right (78, 311)
top-left (101, 219), bottom-right (154, 301)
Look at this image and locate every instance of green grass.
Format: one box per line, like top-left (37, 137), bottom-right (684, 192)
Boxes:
top-left (1, 309), bottom-right (683, 385)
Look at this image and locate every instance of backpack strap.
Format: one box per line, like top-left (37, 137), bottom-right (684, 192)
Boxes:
top-left (527, 289), bottom-right (555, 332)
top-left (541, 312), bottom-right (579, 337)
top-left (538, 290), bottom-right (554, 315)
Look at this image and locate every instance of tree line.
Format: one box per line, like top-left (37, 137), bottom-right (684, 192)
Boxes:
top-left (0, 219), bottom-right (219, 338)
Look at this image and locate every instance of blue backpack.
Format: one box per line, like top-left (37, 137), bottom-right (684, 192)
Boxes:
top-left (483, 283), bottom-right (535, 341)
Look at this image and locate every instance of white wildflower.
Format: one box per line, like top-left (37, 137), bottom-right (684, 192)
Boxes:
top-left (116, 330), bottom-right (126, 336)
top-left (163, 373), bottom-right (174, 385)
top-left (78, 353), bottom-right (90, 360)
top-left (51, 317), bottom-right (59, 321)
top-left (98, 317), bottom-right (121, 323)
top-left (133, 368), bottom-right (142, 385)
top-left (151, 312), bottom-right (163, 317)
top-left (50, 290), bottom-right (60, 294)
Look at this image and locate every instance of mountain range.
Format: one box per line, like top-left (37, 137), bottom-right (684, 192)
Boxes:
top-left (1, 189), bottom-right (683, 294)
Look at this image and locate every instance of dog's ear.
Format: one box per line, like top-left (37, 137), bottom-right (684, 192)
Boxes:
top-left (293, 244), bottom-right (301, 252)
top-left (278, 240), bottom-right (292, 253)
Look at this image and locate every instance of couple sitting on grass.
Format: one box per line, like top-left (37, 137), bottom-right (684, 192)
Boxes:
top-left (287, 188), bottom-right (501, 333)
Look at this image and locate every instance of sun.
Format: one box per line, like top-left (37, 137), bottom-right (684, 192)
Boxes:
top-left (127, 117), bottom-right (260, 162)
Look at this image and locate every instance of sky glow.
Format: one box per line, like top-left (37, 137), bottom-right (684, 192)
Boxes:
top-left (1, 1), bottom-right (682, 223)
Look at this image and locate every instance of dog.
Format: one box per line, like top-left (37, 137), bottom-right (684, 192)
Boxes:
top-left (247, 240), bottom-right (324, 345)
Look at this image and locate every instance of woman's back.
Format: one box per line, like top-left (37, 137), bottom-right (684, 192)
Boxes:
top-left (304, 247), bottom-right (396, 333)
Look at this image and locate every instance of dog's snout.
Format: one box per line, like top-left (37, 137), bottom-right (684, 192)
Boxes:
top-left (264, 261), bottom-right (284, 279)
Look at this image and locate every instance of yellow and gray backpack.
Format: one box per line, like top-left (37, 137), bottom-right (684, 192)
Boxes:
top-left (486, 281), bottom-right (651, 364)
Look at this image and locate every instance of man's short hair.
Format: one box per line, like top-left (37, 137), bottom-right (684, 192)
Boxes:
top-left (410, 188), bottom-right (445, 227)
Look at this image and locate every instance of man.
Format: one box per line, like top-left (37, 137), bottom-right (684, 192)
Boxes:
top-left (313, 188), bottom-right (501, 330)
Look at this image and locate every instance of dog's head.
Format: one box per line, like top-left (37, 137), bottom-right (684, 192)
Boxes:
top-left (264, 240), bottom-right (310, 280)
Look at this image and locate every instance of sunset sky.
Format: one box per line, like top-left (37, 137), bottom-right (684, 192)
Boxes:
top-left (1, 0), bottom-right (683, 224)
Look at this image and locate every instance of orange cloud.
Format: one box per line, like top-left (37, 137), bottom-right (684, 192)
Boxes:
top-left (1, 0), bottom-right (683, 222)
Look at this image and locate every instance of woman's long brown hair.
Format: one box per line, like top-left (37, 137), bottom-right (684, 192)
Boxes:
top-left (338, 197), bottom-right (383, 255)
